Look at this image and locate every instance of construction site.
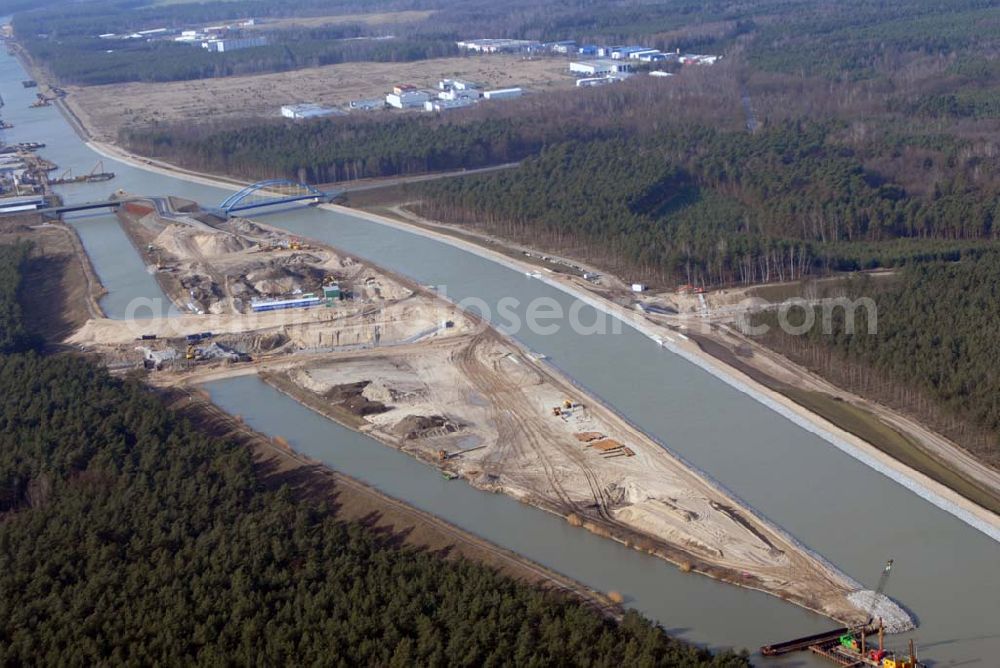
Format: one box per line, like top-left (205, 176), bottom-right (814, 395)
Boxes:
top-left (68, 195), bottom-right (468, 367)
top-left (235, 327), bottom-right (910, 628)
top-left (45, 193), bottom-right (913, 630)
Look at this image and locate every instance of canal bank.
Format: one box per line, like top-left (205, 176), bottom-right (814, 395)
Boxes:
top-left (2, 45), bottom-right (997, 666)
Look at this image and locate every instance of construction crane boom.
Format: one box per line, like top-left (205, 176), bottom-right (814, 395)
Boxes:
top-left (865, 558), bottom-right (893, 624)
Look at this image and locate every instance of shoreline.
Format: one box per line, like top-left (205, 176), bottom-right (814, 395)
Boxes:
top-left (336, 204), bottom-right (1000, 543)
top-left (56, 116), bottom-right (1000, 542)
top-left (87, 181), bottom-right (872, 623)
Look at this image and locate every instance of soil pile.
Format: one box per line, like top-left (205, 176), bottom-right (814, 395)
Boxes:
top-left (327, 381), bottom-right (390, 416)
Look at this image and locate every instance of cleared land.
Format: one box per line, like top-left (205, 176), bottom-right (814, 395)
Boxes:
top-left (264, 330), bottom-right (882, 625)
top-left (65, 55), bottom-right (575, 141)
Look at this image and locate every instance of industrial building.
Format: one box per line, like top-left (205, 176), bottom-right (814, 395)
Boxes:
top-left (610, 46), bottom-right (648, 59)
top-left (322, 283), bottom-right (341, 303)
top-left (638, 52), bottom-right (667, 62)
top-left (0, 194), bottom-right (44, 214)
top-left (350, 98), bottom-right (384, 111)
top-left (202, 36), bottom-right (267, 52)
top-left (456, 38), bottom-right (540, 53)
top-left (630, 49), bottom-right (662, 60)
top-left (386, 89), bottom-right (431, 109)
top-left (438, 79), bottom-right (482, 101)
top-left (424, 98), bottom-right (477, 112)
top-left (250, 294), bottom-right (322, 313)
top-left (576, 76), bottom-right (623, 88)
top-left (681, 54), bottom-right (721, 65)
top-left (548, 40), bottom-right (577, 53)
top-left (439, 88), bottom-right (481, 101)
top-left (280, 103), bottom-right (340, 120)
top-left (482, 88), bottom-right (522, 101)
top-left (569, 60), bottom-right (632, 76)
top-left (439, 79), bottom-right (481, 92)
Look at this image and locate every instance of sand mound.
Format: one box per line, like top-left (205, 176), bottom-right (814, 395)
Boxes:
top-left (847, 590), bottom-right (915, 633)
top-left (245, 258), bottom-right (327, 297)
top-left (362, 380), bottom-right (395, 404)
top-left (227, 218), bottom-right (265, 235)
top-left (391, 415), bottom-right (452, 440)
top-left (155, 225), bottom-right (252, 258)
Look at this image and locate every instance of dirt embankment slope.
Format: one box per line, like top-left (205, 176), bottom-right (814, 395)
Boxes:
top-left (0, 216), bottom-right (104, 341)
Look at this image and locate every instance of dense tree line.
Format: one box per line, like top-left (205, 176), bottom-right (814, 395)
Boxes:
top-left (0, 243), bottom-right (37, 355)
top-left (415, 124), bottom-right (1000, 286)
top-left (22, 33), bottom-right (459, 86)
top-left (122, 64), bottom-right (1000, 287)
top-left (0, 245), bottom-right (748, 666)
top-left (124, 114), bottom-right (603, 183)
top-left (746, 0), bottom-right (999, 79)
top-left (750, 256), bottom-right (1000, 466)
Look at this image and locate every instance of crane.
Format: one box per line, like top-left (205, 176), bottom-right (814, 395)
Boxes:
top-left (865, 558), bottom-right (894, 625)
top-left (839, 559), bottom-right (893, 655)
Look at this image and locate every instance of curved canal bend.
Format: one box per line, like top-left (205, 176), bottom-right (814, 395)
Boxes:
top-left (2, 48), bottom-right (997, 665)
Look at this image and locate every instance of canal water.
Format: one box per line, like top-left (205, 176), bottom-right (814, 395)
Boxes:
top-left (2, 46), bottom-right (996, 664)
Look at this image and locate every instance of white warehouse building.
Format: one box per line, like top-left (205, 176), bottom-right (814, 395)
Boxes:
top-left (629, 49), bottom-right (661, 60)
top-left (482, 87), bottom-right (522, 100)
top-left (202, 36), bottom-right (267, 52)
top-left (569, 60), bottom-right (631, 76)
top-left (386, 90), bottom-right (431, 109)
top-left (281, 103), bottom-right (339, 120)
top-left (424, 98), bottom-right (477, 112)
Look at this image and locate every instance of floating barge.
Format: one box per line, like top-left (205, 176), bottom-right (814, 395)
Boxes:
top-left (0, 142), bottom-right (44, 154)
top-left (762, 623), bottom-right (923, 668)
top-left (49, 171), bottom-right (115, 185)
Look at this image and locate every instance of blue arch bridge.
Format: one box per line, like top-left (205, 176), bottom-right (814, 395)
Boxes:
top-left (29, 179), bottom-right (337, 218)
top-left (216, 179), bottom-right (336, 216)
